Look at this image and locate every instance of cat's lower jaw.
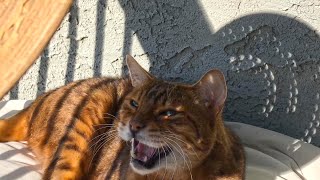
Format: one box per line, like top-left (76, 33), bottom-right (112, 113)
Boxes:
top-left (130, 158), bottom-right (161, 175)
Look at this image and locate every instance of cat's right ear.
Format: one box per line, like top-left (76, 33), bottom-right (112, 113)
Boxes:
top-left (126, 55), bottom-right (154, 87)
top-left (193, 69), bottom-right (227, 114)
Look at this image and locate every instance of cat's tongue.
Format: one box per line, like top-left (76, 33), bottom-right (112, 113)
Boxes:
top-left (133, 139), bottom-right (157, 162)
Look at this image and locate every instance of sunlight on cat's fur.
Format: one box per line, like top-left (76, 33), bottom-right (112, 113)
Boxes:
top-left (0, 55), bottom-right (245, 180)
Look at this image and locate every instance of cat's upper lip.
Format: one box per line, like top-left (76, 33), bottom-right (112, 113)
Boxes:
top-left (130, 137), bottom-right (164, 148)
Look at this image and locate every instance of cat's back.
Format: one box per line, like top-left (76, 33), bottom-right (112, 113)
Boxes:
top-left (26, 77), bottom-right (131, 169)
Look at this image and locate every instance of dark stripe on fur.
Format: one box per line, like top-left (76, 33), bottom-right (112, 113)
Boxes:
top-left (88, 108), bottom-right (101, 124)
top-left (146, 83), bottom-right (161, 99)
top-left (103, 142), bottom-right (127, 180)
top-left (43, 79), bottom-right (113, 179)
top-left (41, 80), bottom-right (86, 146)
top-left (90, 97), bottom-right (101, 107)
top-left (56, 162), bottom-right (72, 171)
top-left (86, 130), bottom-right (120, 175)
top-left (137, 87), bottom-right (148, 102)
top-left (153, 89), bottom-right (167, 104)
top-left (65, 136), bottom-right (75, 142)
top-left (74, 128), bottom-right (90, 141)
top-left (187, 116), bottom-right (201, 139)
top-left (64, 144), bottom-right (81, 152)
top-left (28, 90), bottom-right (55, 137)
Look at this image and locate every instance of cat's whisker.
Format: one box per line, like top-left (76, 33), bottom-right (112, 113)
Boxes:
top-left (89, 133), bottom-right (117, 169)
top-left (162, 132), bottom-right (194, 163)
top-left (95, 124), bottom-right (115, 128)
top-left (102, 115), bottom-right (119, 122)
top-left (164, 131), bottom-right (200, 160)
top-left (86, 133), bottom-right (108, 172)
top-left (90, 134), bottom-right (114, 150)
top-left (103, 113), bottom-right (119, 121)
top-left (88, 134), bottom-right (117, 172)
top-left (91, 136), bottom-right (108, 156)
top-left (165, 130), bottom-right (200, 179)
top-left (163, 140), bottom-right (192, 180)
top-left (163, 136), bottom-right (188, 168)
top-left (94, 125), bottom-right (116, 133)
top-left (94, 125), bottom-right (114, 129)
top-left (161, 145), bottom-right (168, 180)
top-left (89, 134), bottom-right (107, 148)
top-left (154, 148), bottom-right (160, 180)
top-left (163, 141), bottom-right (177, 180)
top-left (93, 123), bottom-right (114, 127)
top-left (89, 130), bottom-right (117, 150)
top-left (168, 136), bottom-right (199, 161)
top-left (92, 131), bottom-right (117, 149)
top-left (103, 112), bottom-right (117, 118)
top-left (102, 116), bottom-right (118, 121)
top-left (93, 123), bottom-right (115, 131)
top-left (102, 116), bottom-right (115, 120)
top-left (89, 129), bottom-right (117, 144)
top-left (92, 134), bottom-right (114, 155)
top-left (163, 136), bottom-right (193, 180)
top-left (153, 138), bottom-right (163, 180)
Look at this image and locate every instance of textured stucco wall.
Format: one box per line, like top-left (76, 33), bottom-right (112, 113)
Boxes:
top-left (3, 0), bottom-right (320, 146)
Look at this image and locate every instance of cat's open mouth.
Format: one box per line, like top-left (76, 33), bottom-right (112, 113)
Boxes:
top-left (131, 138), bottom-right (171, 169)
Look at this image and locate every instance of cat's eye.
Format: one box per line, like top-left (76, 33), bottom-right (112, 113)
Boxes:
top-left (160, 110), bottom-right (177, 118)
top-left (130, 100), bottom-right (138, 108)
top-left (164, 110), bottom-right (177, 117)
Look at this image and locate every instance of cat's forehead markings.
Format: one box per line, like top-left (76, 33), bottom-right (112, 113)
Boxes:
top-left (146, 86), bottom-right (165, 98)
top-left (163, 101), bottom-right (184, 109)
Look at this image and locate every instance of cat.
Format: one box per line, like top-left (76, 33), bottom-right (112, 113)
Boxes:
top-left (0, 55), bottom-right (245, 180)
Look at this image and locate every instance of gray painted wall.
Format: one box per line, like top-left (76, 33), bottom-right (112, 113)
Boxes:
top-left (3, 0), bottom-right (320, 146)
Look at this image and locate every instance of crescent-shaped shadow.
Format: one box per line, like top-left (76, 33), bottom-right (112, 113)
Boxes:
top-left (118, 0), bottom-right (320, 178)
top-left (119, 0), bottom-right (320, 146)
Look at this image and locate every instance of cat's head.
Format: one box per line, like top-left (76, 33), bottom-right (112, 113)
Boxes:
top-left (117, 55), bottom-right (227, 175)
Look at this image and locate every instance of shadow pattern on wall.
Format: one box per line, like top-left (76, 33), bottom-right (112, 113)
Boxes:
top-left (7, 0), bottom-right (320, 147)
top-left (118, 0), bottom-right (320, 147)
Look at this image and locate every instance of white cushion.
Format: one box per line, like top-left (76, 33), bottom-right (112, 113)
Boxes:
top-left (226, 122), bottom-right (320, 180)
top-left (0, 142), bottom-right (41, 180)
top-left (1, 100), bottom-right (320, 180)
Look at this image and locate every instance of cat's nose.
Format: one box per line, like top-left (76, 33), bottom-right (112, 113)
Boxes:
top-left (129, 120), bottom-right (145, 134)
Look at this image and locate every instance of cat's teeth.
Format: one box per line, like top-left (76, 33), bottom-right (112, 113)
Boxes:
top-left (131, 139), bottom-right (135, 158)
top-left (143, 156), bottom-right (148, 162)
top-left (131, 152), bottom-right (136, 158)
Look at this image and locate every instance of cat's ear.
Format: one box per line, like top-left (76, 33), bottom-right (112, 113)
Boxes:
top-left (126, 55), bottom-right (154, 87)
top-left (194, 69), bottom-right (227, 113)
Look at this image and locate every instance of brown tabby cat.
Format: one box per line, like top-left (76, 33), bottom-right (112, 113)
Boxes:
top-left (0, 55), bottom-right (245, 180)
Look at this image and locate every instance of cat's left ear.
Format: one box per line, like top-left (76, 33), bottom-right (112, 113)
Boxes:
top-left (126, 55), bottom-right (154, 87)
top-left (194, 69), bottom-right (227, 113)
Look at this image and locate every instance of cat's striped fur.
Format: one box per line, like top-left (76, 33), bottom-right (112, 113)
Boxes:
top-left (0, 77), bottom-right (131, 179)
top-left (0, 55), bottom-right (245, 180)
